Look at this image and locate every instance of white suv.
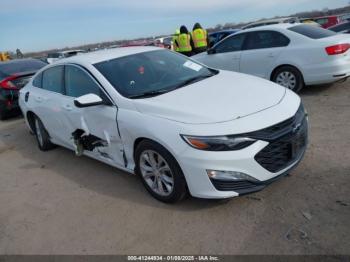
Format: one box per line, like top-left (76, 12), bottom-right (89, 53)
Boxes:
top-left (19, 47), bottom-right (308, 203)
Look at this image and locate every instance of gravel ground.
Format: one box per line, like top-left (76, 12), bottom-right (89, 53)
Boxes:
top-left (0, 82), bottom-right (349, 255)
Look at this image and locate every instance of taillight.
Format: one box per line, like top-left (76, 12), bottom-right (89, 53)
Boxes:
top-left (0, 75), bottom-right (19, 90)
top-left (325, 44), bottom-right (350, 55)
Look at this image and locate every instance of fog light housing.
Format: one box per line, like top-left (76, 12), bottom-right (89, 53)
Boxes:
top-left (207, 170), bottom-right (258, 182)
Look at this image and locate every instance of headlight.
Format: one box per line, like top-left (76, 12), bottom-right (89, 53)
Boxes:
top-left (181, 135), bottom-right (256, 151)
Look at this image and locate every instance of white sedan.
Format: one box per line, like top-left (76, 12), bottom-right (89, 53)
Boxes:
top-left (19, 47), bottom-right (308, 203)
top-left (193, 24), bottom-right (350, 92)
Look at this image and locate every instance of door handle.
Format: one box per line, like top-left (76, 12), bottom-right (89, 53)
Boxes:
top-left (63, 105), bottom-right (73, 111)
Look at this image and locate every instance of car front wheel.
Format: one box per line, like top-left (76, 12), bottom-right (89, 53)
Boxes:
top-left (272, 66), bottom-right (304, 93)
top-left (135, 140), bottom-right (188, 203)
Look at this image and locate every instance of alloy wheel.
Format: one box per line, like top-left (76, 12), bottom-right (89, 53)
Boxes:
top-left (139, 150), bottom-right (174, 196)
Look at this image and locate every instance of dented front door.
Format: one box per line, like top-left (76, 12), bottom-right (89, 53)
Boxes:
top-left (60, 64), bottom-right (125, 167)
top-left (68, 104), bottom-right (125, 167)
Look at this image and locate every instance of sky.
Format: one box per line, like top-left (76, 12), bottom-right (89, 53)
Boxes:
top-left (0, 0), bottom-right (348, 52)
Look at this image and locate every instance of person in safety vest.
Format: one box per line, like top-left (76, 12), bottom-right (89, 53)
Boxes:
top-left (172, 29), bottom-right (180, 51)
top-left (191, 23), bottom-right (208, 54)
top-left (177, 25), bottom-right (193, 57)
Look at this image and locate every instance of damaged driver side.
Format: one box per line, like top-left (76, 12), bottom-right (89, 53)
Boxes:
top-left (72, 128), bottom-right (108, 156)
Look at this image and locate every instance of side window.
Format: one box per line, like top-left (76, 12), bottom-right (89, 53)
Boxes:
top-left (245, 31), bottom-right (290, 50)
top-left (218, 33), bottom-right (229, 42)
top-left (42, 66), bottom-right (64, 94)
top-left (32, 72), bottom-right (42, 88)
top-left (215, 34), bottom-right (246, 53)
top-left (65, 65), bottom-right (101, 98)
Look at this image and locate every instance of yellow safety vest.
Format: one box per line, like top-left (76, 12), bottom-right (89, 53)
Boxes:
top-left (192, 28), bottom-right (207, 49)
top-left (172, 34), bottom-right (180, 52)
top-left (178, 33), bottom-right (192, 52)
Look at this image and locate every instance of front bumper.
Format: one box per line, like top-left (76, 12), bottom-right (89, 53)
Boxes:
top-left (177, 105), bottom-right (308, 199)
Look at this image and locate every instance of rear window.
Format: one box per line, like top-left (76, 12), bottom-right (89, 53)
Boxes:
top-left (0, 59), bottom-right (46, 79)
top-left (47, 53), bottom-right (60, 58)
top-left (289, 24), bottom-right (337, 39)
top-left (329, 22), bottom-right (350, 33)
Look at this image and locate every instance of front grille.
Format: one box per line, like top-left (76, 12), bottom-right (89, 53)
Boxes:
top-left (254, 105), bottom-right (308, 173)
top-left (209, 104), bottom-right (308, 194)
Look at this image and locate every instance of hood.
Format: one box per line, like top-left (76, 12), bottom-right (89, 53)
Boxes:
top-left (132, 71), bottom-right (286, 124)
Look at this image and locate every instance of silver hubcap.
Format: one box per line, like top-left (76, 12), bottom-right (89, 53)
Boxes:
top-left (276, 71), bottom-right (297, 90)
top-left (35, 119), bottom-right (44, 147)
top-left (139, 150), bottom-right (174, 196)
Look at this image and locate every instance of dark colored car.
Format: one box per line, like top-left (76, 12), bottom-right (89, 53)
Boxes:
top-left (0, 59), bottom-right (46, 119)
top-left (313, 16), bottom-right (341, 29)
top-left (208, 29), bottom-right (240, 48)
top-left (328, 21), bottom-right (350, 34)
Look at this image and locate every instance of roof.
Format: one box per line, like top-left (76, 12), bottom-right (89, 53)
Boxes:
top-left (242, 17), bottom-right (298, 29)
top-left (209, 29), bottom-right (240, 35)
top-left (241, 23), bottom-right (299, 32)
top-left (56, 46), bottom-right (161, 65)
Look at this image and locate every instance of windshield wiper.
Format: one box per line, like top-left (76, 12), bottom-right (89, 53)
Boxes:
top-left (128, 89), bottom-right (171, 99)
top-left (128, 72), bottom-right (217, 99)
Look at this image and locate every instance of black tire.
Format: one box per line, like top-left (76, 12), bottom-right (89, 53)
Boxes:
top-left (33, 116), bottom-right (56, 151)
top-left (135, 140), bottom-right (188, 203)
top-left (0, 110), bottom-right (6, 120)
top-left (272, 66), bottom-right (304, 93)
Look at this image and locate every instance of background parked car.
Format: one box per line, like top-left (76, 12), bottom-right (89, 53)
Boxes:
top-left (328, 20), bottom-right (350, 34)
top-left (46, 50), bottom-right (86, 64)
top-left (242, 17), bottom-right (300, 30)
top-left (193, 24), bottom-right (350, 92)
top-left (300, 19), bottom-right (322, 27)
top-left (0, 59), bottom-right (46, 119)
top-left (311, 15), bottom-right (347, 28)
top-left (208, 29), bottom-right (240, 48)
top-left (153, 36), bottom-right (173, 49)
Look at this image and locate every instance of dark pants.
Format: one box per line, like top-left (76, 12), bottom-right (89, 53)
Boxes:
top-left (193, 46), bottom-right (208, 55)
top-left (179, 51), bottom-right (193, 57)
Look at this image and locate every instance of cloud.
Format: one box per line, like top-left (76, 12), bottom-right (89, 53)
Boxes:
top-left (0, 0), bottom-right (313, 13)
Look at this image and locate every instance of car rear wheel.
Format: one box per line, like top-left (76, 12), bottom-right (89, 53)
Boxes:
top-left (34, 116), bottom-right (55, 151)
top-left (272, 66), bottom-right (304, 93)
top-left (135, 140), bottom-right (188, 203)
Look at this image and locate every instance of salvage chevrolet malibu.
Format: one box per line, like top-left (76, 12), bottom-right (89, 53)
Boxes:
top-left (19, 47), bottom-right (308, 203)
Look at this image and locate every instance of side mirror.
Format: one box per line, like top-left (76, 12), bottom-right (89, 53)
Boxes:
top-left (74, 94), bottom-right (103, 108)
top-left (207, 48), bottom-right (216, 55)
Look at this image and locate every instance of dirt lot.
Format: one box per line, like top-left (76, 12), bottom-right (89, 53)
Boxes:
top-left (0, 81), bottom-right (349, 255)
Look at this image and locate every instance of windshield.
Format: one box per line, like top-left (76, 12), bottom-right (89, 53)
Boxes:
top-left (94, 50), bottom-right (217, 99)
